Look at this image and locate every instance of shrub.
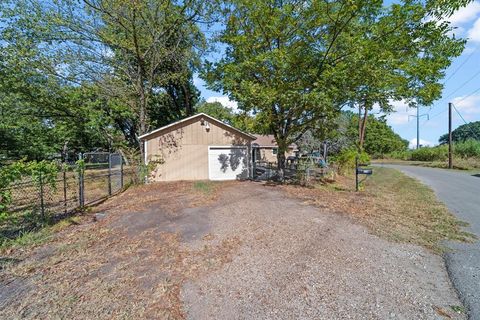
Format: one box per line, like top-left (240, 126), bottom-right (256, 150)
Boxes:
top-left (410, 145), bottom-right (448, 162)
top-left (454, 139), bottom-right (480, 158)
top-left (332, 148), bottom-right (370, 174)
top-left (0, 160), bottom-right (59, 224)
top-left (386, 150), bottom-right (412, 161)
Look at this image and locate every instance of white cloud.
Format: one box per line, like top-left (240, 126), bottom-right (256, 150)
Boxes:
top-left (206, 96), bottom-right (239, 112)
top-left (467, 17), bottom-right (480, 42)
top-left (373, 100), bottom-right (417, 125)
top-left (409, 138), bottom-right (434, 149)
top-left (451, 94), bottom-right (480, 120)
top-left (408, 138), bottom-right (434, 149)
top-left (448, 1), bottom-right (480, 25)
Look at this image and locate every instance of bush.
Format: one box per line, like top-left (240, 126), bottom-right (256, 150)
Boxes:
top-left (332, 148), bottom-right (370, 174)
top-left (386, 150), bottom-right (411, 161)
top-left (454, 140), bottom-right (480, 158)
top-left (410, 145), bottom-right (448, 162)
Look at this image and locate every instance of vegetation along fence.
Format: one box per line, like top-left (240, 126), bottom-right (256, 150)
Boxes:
top-left (0, 152), bottom-right (137, 242)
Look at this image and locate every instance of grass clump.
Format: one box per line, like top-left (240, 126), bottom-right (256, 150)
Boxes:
top-left (454, 139), bottom-right (480, 158)
top-left (277, 168), bottom-right (475, 252)
top-left (0, 216), bottom-right (81, 252)
top-left (381, 140), bottom-right (480, 170)
top-left (365, 167), bottom-right (475, 252)
top-left (193, 181), bottom-right (214, 195)
top-left (410, 145), bottom-right (448, 161)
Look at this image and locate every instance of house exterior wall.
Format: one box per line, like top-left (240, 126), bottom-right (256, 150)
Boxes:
top-left (144, 117), bottom-right (252, 181)
top-left (256, 147), bottom-right (296, 163)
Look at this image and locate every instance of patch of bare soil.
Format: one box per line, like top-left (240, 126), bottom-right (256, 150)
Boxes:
top-left (0, 181), bottom-right (238, 319)
top-left (182, 182), bottom-right (465, 319)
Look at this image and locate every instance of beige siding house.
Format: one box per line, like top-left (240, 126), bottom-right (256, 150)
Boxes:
top-left (139, 113), bottom-right (256, 182)
top-left (252, 134), bottom-right (298, 164)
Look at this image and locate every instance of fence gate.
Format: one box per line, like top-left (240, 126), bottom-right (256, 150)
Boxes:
top-left (109, 153), bottom-right (123, 195)
top-left (79, 152), bottom-right (124, 207)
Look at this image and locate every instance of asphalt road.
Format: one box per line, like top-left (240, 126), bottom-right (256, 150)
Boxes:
top-left (376, 164), bottom-right (480, 319)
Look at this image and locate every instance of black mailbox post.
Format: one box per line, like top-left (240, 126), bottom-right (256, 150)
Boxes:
top-left (355, 156), bottom-right (373, 191)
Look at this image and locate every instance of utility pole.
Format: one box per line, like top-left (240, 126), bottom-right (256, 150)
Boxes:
top-left (448, 102), bottom-right (453, 169)
top-left (409, 106), bottom-right (429, 149)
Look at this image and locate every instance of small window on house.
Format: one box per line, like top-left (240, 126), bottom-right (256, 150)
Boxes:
top-left (272, 148), bottom-right (278, 155)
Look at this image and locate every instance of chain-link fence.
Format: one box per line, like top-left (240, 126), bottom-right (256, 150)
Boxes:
top-left (78, 152), bottom-right (134, 206)
top-left (1, 152), bottom-right (139, 240)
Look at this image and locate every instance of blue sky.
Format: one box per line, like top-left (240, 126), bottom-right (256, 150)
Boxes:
top-left (194, 2), bottom-right (480, 148)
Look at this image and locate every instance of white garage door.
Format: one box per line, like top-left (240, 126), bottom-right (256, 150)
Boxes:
top-left (208, 146), bottom-right (249, 180)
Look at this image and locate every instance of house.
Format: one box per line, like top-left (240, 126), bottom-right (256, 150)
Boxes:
top-left (252, 134), bottom-right (298, 164)
top-left (139, 113), bottom-right (256, 181)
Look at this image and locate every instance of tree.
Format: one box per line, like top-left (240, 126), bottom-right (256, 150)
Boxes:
top-left (195, 99), bottom-right (265, 133)
top-left (0, 37), bottom-right (112, 160)
top-left (204, 0), bottom-right (381, 174)
top-left (321, 111), bottom-right (407, 158)
top-left (204, 0), bottom-right (466, 174)
top-left (1, 0), bottom-right (211, 161)
top-left (196, 100), bottom-right (235, 124)
top-left (344, 1), bottom-right (465, 150)
top-left (439, 121), bottom-right (480, 144)
top-left (358, 115), bottom-right (408, 157)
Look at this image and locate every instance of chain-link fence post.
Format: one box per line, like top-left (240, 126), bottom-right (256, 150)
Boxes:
top-left (78, 153), bottom-right (85, 209)
top-left (108, 153), bottom-right (112, 196)
top-left (63, 164), bottom-right (67, 214)
top-left (120, 157), bottom-right (124, 189)
top-left (39, 172), bottom-right (45, 220)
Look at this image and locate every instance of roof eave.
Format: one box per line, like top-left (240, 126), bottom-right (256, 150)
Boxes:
top-left (138, 113), bottom-right (257, 141)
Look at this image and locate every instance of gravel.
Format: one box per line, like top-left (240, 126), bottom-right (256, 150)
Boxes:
top-left (181, 182), bottom-right (464, 319)
top-left (375, 164), bottom-right (480, 320)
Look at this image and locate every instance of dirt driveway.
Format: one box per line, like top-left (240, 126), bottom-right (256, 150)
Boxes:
top-left (0, 181), bottom-right (463, 319)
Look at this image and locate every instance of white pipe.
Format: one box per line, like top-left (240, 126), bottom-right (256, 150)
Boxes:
top-left (144, 140), bottom-right (148, 164)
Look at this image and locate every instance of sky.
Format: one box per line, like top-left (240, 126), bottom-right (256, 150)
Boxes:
top-left (193, 1), bottom-right (480, 149)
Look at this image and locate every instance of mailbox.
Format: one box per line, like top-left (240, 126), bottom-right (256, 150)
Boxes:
top-left (356, 168), bottom-right (373, 175)
top-left (355, 156), bottom-right (373, 191)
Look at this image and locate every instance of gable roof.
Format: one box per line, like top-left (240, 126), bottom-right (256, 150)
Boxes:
top-left (138, 113), bottom-right (257, 140)
top-left (252, 134), bottom-right (297, 149)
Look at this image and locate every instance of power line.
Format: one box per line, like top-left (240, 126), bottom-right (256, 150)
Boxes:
top-left (454, 86), bottom-right (480, 105)
top-left (425, 45), bottom-right (480, 119)
top-left (452, 104), bottom-right (468, 124)
top-left (452, 103), bottom-right (480, 141)
top-left (442, 69), bottom-right (480, 101)
top-left (443, 44), bottom-right (480, 85)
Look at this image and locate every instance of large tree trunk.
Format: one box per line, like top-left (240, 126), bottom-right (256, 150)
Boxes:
top-left (182, 83), bottom-right (193, 116)
top-left (358, 100), bottom-right (370, 150)
top-left (275, 137), bottom-right (288, 180)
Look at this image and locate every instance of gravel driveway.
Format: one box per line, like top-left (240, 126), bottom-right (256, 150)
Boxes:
top-left (0, 181), bottom-right (465, 319)
top-left (181, 182), bottom-right (463, 319)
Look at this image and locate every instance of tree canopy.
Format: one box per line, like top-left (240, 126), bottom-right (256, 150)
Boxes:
top-left (0, 0), bottom-right (473, 165)
top-left (203, 0), bottom-right (466, 172)
top-left (439, 121), bottom-right (480, 144)
top-left (0, 0), bottom-right (213, 161)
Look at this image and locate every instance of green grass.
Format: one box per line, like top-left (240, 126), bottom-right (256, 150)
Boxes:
top-left (193, 181), bottom-right (215, 195)
top-left (365, 167), bottom-right (476, 252)
top-left (382, 140), bottom-right (480, 170)
top-left (450, 305), bottom-right (466, 314)
top-left (0, 216), bottom-right (81, 252)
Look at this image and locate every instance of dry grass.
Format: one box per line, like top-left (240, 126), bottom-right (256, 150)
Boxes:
top-left (282, 167), bottom-right (475, 252)
top-left (373, 158), bottom-right (480, 172)
top-left (0, 174), bottom-right (473, 318)
top-left (0, 181), bottom-right (239, 319)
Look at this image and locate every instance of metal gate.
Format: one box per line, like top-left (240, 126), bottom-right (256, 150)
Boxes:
top-left (78, 152), bottom-right (124, 207)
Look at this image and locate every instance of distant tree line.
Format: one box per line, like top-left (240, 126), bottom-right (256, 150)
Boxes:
top-left (439, 121), bottom-right (480, 144)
